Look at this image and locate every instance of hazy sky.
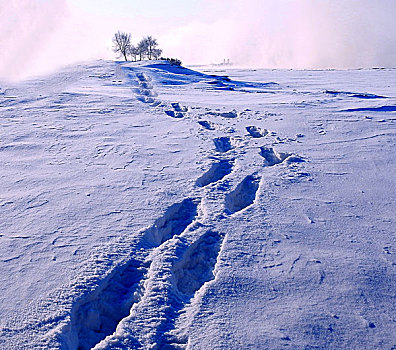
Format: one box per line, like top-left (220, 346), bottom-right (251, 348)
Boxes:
top-left (1, 0), bottom-right (396, 80)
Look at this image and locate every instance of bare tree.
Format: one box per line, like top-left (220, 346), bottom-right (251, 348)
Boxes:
top-left (113, 31), bottom-right (131, 61)
top-left (152, 48), bottom-right (162, 60)
top-left (112, 32), bottom-right (162, 62)
top-left (128, 45), bottom-right (139, 62)
top-left (137, 39), bottom-right (148, 61)
top-left (143, 35), bottom-right (162, 60)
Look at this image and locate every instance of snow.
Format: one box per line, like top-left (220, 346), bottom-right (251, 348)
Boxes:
top-left (0, 60), bottom-right (395, 349)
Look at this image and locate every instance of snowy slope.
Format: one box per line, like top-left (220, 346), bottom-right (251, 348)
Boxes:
top-left (0, 60), bottom-right (395, 349)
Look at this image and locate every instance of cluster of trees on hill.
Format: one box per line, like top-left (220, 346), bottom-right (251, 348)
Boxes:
top-left (113, 31), bottom-right (162, 62)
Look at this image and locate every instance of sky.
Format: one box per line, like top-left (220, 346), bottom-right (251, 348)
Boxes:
top-left (1, 0), bottom-right (396, 80)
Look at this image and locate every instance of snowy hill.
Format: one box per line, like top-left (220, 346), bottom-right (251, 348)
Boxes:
top-left (0, 60), bottom-right (395, 349)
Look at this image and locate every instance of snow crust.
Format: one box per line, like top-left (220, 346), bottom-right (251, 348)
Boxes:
top-left (0, 60), bottom-right (395, 349)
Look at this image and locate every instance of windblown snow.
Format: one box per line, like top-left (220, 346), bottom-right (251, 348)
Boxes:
top-left (0, 60), bottom-right (395, 349)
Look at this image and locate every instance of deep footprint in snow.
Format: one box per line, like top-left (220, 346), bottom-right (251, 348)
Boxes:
top-left (221, 109), bottom-right (238, 118)
top-left (208, 109), bottom-right (239, 118)
top-left (70, 198), bottom-right (200, 350)
top-left (162, 230), bottom-right (225, 347)
top-left (196, 159), bottom-right (233, 187)
top-left (136, 72), bottom-right (151, 82)
top-left (165, 102), bottom-right (189, 118)
top-left (139, 81), bottom-right (153, 90)
top-left (171, 102), bottom-right (188, 112)
top-left (225, 174), bottom-right (261, 214)
top-left (143, 198), bottom-right (200, 246)
top-left (198, 120), bottom-right (215, 130)
top-left (259, 146), bottom-right (289, 165)
top-left (137, 96), bottom-right (156, 104)
top-left (213, 137), bottom-right (233, 152)
top-left (136, 88), bottom-right (157, 97)
top-left (259, 146), bottom-right (304, 166)
top-left (246, 126), bottom-right (269, 138)
top-left (73, 259), bottom-right (145, 350)
top-left (173, 230), bottom-right (224, 295)
top-left (165, 110), bottom-right (185, 118)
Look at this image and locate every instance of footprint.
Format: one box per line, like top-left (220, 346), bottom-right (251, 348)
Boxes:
top-left (137, 89), bottom-right (157, 97)
top-left (246, 126), bottom-right (268, 138)
top-left (165, 110), bottom-right (184, 118)
top-left (136, 72), bottom-right (151, 82)
top-left (143, 198), bottom-right (200, 246)
top-left (72, 258), bottom-right (145, 350)
top-left (173, 230), bottom-right (224, 295)
top-left (150, 100), bottom-right (161, 107)
top-left (164, 102), bottom-right (189, 118)
top-left (208, 109), bottom-right (239, 118)
top-left (213, 137), bottom-right (233, 152)
top-left (225, 174), bottom-right (260, 214)
top-left (259, 146), bottom-right (288, 165)
top-left (161, 230), bottom-right (225, 348)
top-left (137, 96), bottom-right (155, 104)
top-left (196, 160), bottom-right (233, 187)
top-left (259, 146), bottom-right (304, 166)
top-left (139, 81), bottom-right (153, 89)
top-left (219, 109), bottom-right (238, 118)
top-left (171, 102), bottom-right (188, 112)
top-left (198, 120), bottom-right (215, 130)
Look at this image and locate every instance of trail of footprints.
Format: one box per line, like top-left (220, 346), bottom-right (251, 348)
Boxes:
top-left (66, 71), bottom-right (306, 349)
top-left (134, 72), bottom-right (189, 118)
top-left (134, 73), bottom-right (161, 106)
top-left (71, 198), bottom-right (224, 349)
top-left (69, 148), bottom-right (302, 349)
top-left (71, 199), bottom-right (200, 349)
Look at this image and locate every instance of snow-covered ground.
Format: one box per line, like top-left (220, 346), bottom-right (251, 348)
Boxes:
top-left (0, 60), bottom-right (395, 349)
